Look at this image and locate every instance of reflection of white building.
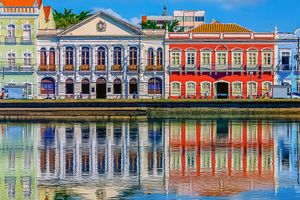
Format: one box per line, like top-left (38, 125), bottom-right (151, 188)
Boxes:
top-left (37, 11), bottom-right (166, 99)
top-left (37, 121), bottom-right (169, 199)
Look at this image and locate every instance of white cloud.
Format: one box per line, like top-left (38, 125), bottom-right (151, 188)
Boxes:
top-left (93, 7), bottom-right (140, 25)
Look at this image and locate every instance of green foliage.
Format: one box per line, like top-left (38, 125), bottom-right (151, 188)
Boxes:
top-left (53, 9), bottom-right (92, 29)
top-left (141, 20), bottom-right (159, 29)
top-left (141, 19), bottom-right (180, 32)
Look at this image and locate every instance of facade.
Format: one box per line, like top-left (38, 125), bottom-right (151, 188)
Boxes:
top-left (166, 22), bottom-right (275, 99)
top-left (275, 28), bottom-right (300, 93)
top-left (37, 12), bottom-right (166, 99)
top-left (0, 0), bottom-right (54, 99)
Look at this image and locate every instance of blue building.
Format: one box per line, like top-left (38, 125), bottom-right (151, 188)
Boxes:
top-left (276, 28), bottom-right (300, 93)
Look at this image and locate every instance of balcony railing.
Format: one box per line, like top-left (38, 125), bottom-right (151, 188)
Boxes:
top-left (21, 37), bottom-right (32, 45)
top-left (1, 66), bottom-right (33, 72)
top-left (146, 65), bottom-right (163, 71)
top-left (5, 36), bottom-right (16, 44)
top-left (39, 65), bottom-right (56, 71)
top-left (111, 65), bottom-right (122, 71)
top-left (64, 65), bottom-right (74, 71)
top-left (128, 65), bottom-right (138, 71)
top-left (80, 65), bottom-right (90, 71)
top-left (96, 65), bottom-right (106, 71)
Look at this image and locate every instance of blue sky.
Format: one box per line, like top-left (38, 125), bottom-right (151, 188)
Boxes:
top-left (44, 0), bottom-right (300, 32)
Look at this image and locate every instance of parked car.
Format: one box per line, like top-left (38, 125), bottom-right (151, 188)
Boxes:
top-left (291, 92), bottom-right (300, 99)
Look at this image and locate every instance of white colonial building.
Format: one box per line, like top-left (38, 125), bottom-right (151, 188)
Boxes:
top-left (37, 11), bottom-right (166, 99)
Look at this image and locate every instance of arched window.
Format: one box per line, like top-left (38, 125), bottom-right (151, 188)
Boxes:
top-left (8, 52), bottom-right (16, 67)
top-left (113, 78), bottom-right (122, 94)
top-left (129, 47), bottom-right (138, 66)
top-left (147, 48), bottom-right (154, 66)
top-left (40, 48), bottom-right (47, 66)
top-left (41, 77), bottom-right (55, 94)
top-left (97, 47), bottom-right (106, 66)
top-left (247, 82), bottom-right (257, 96)
top-left (171, 82), bottom-right (181, 96)
top-left (49, 48), bottom-right (55, 67)
top-left (24, 52), bottom-right (31, 66)
top-left (23, 24), bottom-right (31, 41)
top-left (232, 82), bottom-right (242, 96)
top-left (81, 47), bottom-right (90, 66)
top-left (65, 78), bottom-right (74, 95)
top-left (65, 47), bottom-right (74, 66)
top-left (113, 47), bottom-right (122, 66)
top-left (186, 82), bottom-right (196, 96)
top-left (201, 82), bottom-right (211, 96)
top-left (129, 78), bottom-right (138, 95)
top-left (262, 82), bottom-right (272, 96)
top-left (8, 24), bottom-right (15, 38)
top-left (81, 79), bottom-right (90, 94)
top-left (148, 77), bottom-right (162, 95)
top-left (156, 48), bottom-right (163, 66)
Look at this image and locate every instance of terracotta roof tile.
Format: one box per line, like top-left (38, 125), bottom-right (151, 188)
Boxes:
top-left (44, 6), bottom-right (51, 21)
top-left (0, 0), bottom-right (39, 7)
top-left (188, 23), bottom-right (252, 33)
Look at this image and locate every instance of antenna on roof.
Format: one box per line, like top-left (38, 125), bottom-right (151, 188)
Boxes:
top-left (162, 6), bottom-right (168, 16)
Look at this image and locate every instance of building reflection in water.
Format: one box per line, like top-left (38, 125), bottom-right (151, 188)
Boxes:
top-left (0, 119), bottom-right (299, 199)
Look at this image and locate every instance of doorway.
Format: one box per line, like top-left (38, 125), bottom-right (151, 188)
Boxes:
top-left (216, 82), bottom-right (229, 99)
top-left (96, 78), bottom-right (106, 99)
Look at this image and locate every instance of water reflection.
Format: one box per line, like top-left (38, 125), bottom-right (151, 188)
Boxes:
top-left (0, 119), bottom-right (300, 199)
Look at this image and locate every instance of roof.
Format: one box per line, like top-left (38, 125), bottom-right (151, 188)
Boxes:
top-left (188, 23), bottom-right (252, 33)
top-left (43, 6), bottom-right (51, 21)
top-left (0, 0), bottom-right (40, 7)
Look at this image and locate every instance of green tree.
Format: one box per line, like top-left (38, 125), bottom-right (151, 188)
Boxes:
top-left (163, 19), bottom-right (180, 32)
top-left (53, 9), bottom-right (92, 29)
top-left (141, 20), bottom-right (159, 29)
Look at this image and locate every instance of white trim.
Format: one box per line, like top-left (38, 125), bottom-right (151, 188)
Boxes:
top-left (185, 51), bottom-right (197, 67)
top-left (201, 81), bottom-right (211, 96)
top-left (231, 51), bottom-right (243, 68)
top-left (247, 81), bottom-right (258, 96)
top-left (171, 81), bottom-right (181, 96)
top-left (200, 51), bottom-right (212, 68)
top-left (232, 81), bottom-right (243, 96)
top-left (186, 81), bottom-right (196, 96)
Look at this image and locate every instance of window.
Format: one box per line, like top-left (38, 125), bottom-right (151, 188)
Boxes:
top-left (262, 82), bottom-right (272, 96)
top-left (129, 47), bottom-right (138, 66)
top-left (232, 82), bottom-right (242, 96)
top-left (23, 24), bottom-right (31, 41)
top-left (186, 82), bottom-right (196, 96)
top-left (186, 51), bottom-right (196, 66)
top-left (147, 48), bottom-right (154, 66)
top-left (232, 52), bottom-right (242, 67)
top-left (113, 47), bottom-right (122, 66)
top-left (148, 78), bottom-right (162, 94)
top-left (40, 48), bottom-right (47, 66)
top-left (281, 52), bottom-right (290, 70)
top-left (8, 53), bottom-right (16, 67)
top-left (65, 47), bottom-right (74, 66)
top-left (201, 82), bottom-right (211, 96)
top-left (65, 79), bottom-right (74, 94)
top-left (81, 79), bottom-right (90, 94)
top-left (216, 52), bottom-right (227, 67)
top-left (171, 82), bottom-right (181, 96)
top-left (23, 53), bottom-right (31, 66)
top-left (201, 52), bottom-right (211, 67)
top-left (195, 16), bottom-right (204, 22)
top-left (247, 82), bottom-right (257, 96)
top-left (184, 16), bottom-right (194, 22)
top-left (49, 48), bottom-right (55, 66)
top-left (262, 51), bottom-right (272, 67)
top-left (157, 48), bottom-right (163, 66)
top-left (129, 78), bottom-right (138, 94)
top-left (247, 51), bottom-right (258, 66)
top-left (41, 77), bottom-right (55, 94)
top-left (113, 79), bottom-right (122, 94)
top-left (170, 51), bottom-right (181, 67)
top-left (97, 47), bottom-right (106, 66)
top-left (8, 24), bottom-right (15, 38)
top-left (81, 47), bottom-right (90, 66)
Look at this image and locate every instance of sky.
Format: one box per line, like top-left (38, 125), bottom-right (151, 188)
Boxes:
top-left (44, 0), bottom-right (300, 32)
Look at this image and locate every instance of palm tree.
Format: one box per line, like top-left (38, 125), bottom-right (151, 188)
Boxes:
top-left (53, 9), bottom-right (92, 29)
top-left (141, 20), bottom-right (159, 29)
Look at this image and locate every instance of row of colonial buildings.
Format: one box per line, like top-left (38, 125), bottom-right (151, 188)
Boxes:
top-left (1, 0), bottom-right (300, 99)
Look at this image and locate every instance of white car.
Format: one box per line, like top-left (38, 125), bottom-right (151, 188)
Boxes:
top-left (291, 92), bottom-right (300, 99)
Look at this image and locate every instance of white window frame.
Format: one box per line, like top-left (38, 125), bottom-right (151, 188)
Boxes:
top-left (170, 51), bottom-right (181, 67)
top-left (7, 24), bottom-right (15, 38)
top-left (23, 24), bottom-right (31, 41)
top-left (171, 81), bottom-right (181, 96)
top-left (262, 51), bottom-right (273, 68)
top-left (262, 81), bottom-right (272, 96)
top-left (185, 51), bottom-right (197, 67)
top-left (186, 81), bottom-right (196, 96)
top-left (232, 51), bottom-right (243, 68)
top-left (201, 81), bottom-right (211, 96)
top-left (247, 81), bottom-right (258, 96)
top-left (216, 51), bottom-right (228, 69)
top-left (232, 81), bottom-right (243, 97)
top-left (247, 51), bottom-right (258, 67)
top-left (8, 52), bottom-right (16, 67)
top-left (201, 51), bottom-right (212, 68)
top-left (23, 52), bottom-right (32, 66)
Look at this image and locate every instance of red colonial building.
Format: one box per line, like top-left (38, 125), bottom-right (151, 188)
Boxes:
top-left (166, 22), bottom-right (275, 99)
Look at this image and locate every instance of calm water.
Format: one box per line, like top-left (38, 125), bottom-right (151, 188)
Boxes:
top-left (0, 117), bottom-right (300, 200)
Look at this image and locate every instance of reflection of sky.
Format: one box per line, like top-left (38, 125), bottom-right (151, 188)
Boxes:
top-left (5, 126), bottom-right (23, 145)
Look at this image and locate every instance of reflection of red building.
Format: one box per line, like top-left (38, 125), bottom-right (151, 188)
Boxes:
top-left (168, 120), bottom-right (276, 196)
top-left (166, 22), bottom-right (275, 99)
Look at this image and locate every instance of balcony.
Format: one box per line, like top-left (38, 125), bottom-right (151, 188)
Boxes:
top-left (21, 37), bottom-right (32, 45)
top-left (128, 65), bottom-right (138, 72)
top-left (1, 66), bottom-right (33, 73)
top-left (246, 65), bottom-right (259, 72)
top-left (96, 65), bottom-right (106, 71)
top-left (80, 65), bottom-right (90, 71)
top-left (146, 65), bottom-right (163, 71)
top-left (261, 65), bottom-right (273, 72)
top-left (64, 65), bottom-right (75, 71)
top-left (5, 36), bottom-right (16, 44)
top-left (278, 64), bottom-right (294, 71)
top-left (39, 65), bottom-right (56, 71)
top-left (111, 65), bottom-right (122, 71)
